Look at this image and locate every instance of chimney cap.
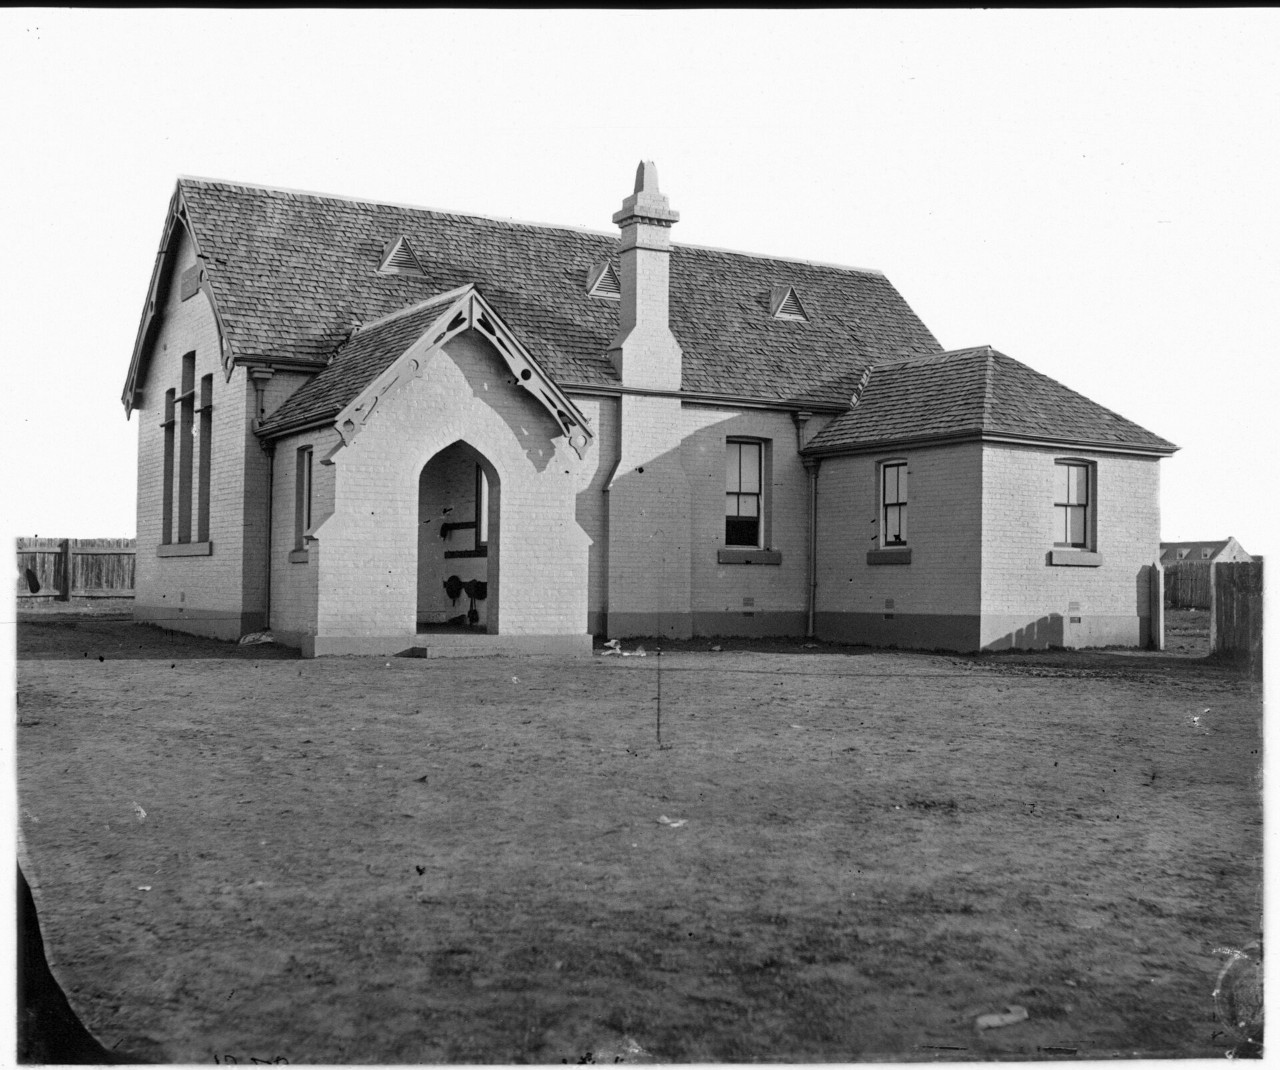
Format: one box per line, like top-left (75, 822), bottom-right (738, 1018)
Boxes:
top-left (634, 160), bottom-right (660, 194)
top-left (613, 159), bottom-right (679, 227)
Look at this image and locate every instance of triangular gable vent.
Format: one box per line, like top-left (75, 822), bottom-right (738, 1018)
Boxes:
top-left (586, 261), bottom-right (621, 300)
top-left (378, 236), bottom-right (425, 276)
top-left (770, 284), bottom-right (809, 321)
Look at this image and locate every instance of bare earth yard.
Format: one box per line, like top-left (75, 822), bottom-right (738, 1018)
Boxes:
top-left (15, 606), bottom-right (1262, 1062)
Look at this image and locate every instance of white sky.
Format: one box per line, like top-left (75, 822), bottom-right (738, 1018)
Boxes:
top-left (3, 9), bottom-right (1277, 553)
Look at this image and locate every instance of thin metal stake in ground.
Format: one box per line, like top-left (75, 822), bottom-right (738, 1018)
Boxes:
top-left (656, 649), bottom-right (665, 748)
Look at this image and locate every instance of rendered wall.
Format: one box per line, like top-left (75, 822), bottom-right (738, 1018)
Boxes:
top-left (979, 444), bottom-right (1161, 649)
top-left (813, 443), bottom-right (984, 651)
top-left (133, 226), bottom-right (260, 640)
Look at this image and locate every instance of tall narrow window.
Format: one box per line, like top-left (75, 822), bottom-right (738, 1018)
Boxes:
top-left (475, 465), bottom-right (489, 549)
top-left (726, 440), bottom-right (762, 547)
top-left (161, 388), bottom-right (176, 544)
top-left (197, 375), bottom-right (213, 543)
top-left (176, 352), bottom-right (196, 542)
top-left (295, 447), bottom-right (313, 550)
top-left (1054, 461), bottom-right (1090, 548)
top-left (882, 462), bottom-right (908, 545)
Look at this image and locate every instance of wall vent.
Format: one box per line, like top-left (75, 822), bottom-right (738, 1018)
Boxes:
top-left (586, 261), bottom-right (621, 300)
top-left (769, 284), bottom-right (809, 322)
top-left (378, 236), bottom-right (425, 276)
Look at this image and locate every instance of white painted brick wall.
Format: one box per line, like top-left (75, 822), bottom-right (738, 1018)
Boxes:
top-left (133, 226), bottom-right (254, 632)
top-left (310, 331), bottom-right (591, 638)
top-left (979, 443), bottom-right (1161, 645)
top-left (814, 443), bottom-right (983, 616)
top-left (682, 408), bottom-right (809, 616)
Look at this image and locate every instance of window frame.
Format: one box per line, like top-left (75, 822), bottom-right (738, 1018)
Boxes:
top-left (1048, 458), bottom-right (1103, 566)
top-left (1053, 460), bottom-right (1093, 550)
top-left (294, 446), bottom-right (314, 554)
top-left (474, 464), bottom-right (490, 551)
top-left (157, 351), bottom-right (214, 555)
top-left (880, 460), bottom-right (908, 548)
top-left (725, 439), bottom-right (766, 549)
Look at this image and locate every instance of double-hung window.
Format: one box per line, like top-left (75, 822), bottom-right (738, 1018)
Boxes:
top-left (881, 462), bottom-right (908, 546)
top-left (725, 440), bottom-right (763, 547)
top-left (1053, 461), bottom-right (1090, 548)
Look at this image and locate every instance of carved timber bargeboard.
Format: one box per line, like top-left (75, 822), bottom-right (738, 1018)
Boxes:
top-left (332, 287), bottom-right (593, 460)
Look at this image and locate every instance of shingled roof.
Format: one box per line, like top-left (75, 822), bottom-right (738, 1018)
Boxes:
top-left (803, 347), bottom-right (1178, 455)
top-left (257, 289), bottom-right (467, 436)
top-left (139, 178), bottom-right (942, 416)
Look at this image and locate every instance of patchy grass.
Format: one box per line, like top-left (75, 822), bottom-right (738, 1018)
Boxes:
top-left (16, 618), bottom-right (1261, 1062)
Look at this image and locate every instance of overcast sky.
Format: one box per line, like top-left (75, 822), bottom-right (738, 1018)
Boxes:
top-left (3, 9), bottom-right (1276, 554)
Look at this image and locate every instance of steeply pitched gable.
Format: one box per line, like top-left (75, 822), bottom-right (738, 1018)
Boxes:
top-left (804, 347), bottom-right (1177, 455)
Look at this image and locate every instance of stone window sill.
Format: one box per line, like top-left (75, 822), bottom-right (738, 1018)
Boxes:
top-left (157, 541), bottom-right (212, 558)
top-left (445, 548), bottom-right (488, 559)
top-left (718, 548), bottom-right (782, 565)
top-left (289, 549), bottom-right (310, 564)
top-left (867, 547), bottom-right (912, 565)
top-left (1049, 549), bottom-right (1103, 567)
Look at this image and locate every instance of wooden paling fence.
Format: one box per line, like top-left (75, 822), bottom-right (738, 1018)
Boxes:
top-left (1212, 560), bottom-right (1263, 679)
top-left (1164, 561), bottom-right (1213, 609)
top-left (16, 538), bottom-right (136, 600)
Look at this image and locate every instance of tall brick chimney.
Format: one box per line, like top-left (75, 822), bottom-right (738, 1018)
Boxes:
top-left (609, 161), bottom-right (682, 391)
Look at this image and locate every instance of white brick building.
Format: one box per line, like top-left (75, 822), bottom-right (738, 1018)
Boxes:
top-left (122, 164), bottom-right (1177, 655)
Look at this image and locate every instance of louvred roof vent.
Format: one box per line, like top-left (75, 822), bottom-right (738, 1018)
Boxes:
top-left (770, 284), bottom-right (810, 321)
top-left (378, 236), bottom-right (425, 276)
top-left (586, 260), bottom-right (621, 300)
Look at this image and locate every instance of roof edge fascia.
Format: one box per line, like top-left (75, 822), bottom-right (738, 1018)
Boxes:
top-left (122, 187), bottom-right (237, 415)
top-left (560, 383), bottom-right (848, 414)
top-left (803, 430), bottom-right (1179, 459)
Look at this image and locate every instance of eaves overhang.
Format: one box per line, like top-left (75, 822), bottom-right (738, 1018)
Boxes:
top-left (120, 186), bottom-right (236, 416)
top-left (801, 429), bottom-right (1180, 459)
top-left (559, 382), bottom-right (848, 414)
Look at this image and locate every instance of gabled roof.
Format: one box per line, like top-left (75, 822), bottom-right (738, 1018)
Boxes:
top-left (1159, 538), bottom-right (1250, 566)
top-left (127, 178), bottom-right (942, 411)
top-left (257, 286), bottom-right (594, 458)
top-left (803, 347), bottom-right (1178, 455)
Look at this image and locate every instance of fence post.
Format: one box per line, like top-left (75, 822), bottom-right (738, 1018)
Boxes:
top-left (1149, 561), bottom-right (1165, 651)
top-left (58, 539), bottom-right (71, 602)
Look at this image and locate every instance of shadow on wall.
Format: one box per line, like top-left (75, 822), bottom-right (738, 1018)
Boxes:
top-left (986, 613), bottom-right (1066, 651)
top-left (454, 330), bottom-right (560, 475)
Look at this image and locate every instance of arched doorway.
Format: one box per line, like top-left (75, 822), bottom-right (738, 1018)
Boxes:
top-left (417, 442), bottom-right (500, 633)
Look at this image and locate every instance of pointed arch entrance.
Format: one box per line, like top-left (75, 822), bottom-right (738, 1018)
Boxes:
top-left (417, 441), bottom-right (500, 633)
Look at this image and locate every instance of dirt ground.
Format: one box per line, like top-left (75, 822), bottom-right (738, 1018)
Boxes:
top-left (14, 605), bottom-right (1263, 1062)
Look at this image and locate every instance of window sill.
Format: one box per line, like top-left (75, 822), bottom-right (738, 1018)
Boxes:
top-left (157, 541), bottom-right (212, 558)
top-left (867, 547), bottom-right (911, 565)
top-left (718, 548), bottom-right (782, 566)
top-left (1049, 549), bottom-right (1103, 567)
top-left (289, 549), bottom-right (310, 564)
top-left (445, 548), bottom-right (488, 559)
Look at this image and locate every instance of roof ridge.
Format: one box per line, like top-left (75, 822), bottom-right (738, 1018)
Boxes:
top-left (981, 349), bottom-right (997, 425)
top-left (874, 345), bottom-right (994, 369)
top-left (175, 176), bottom-right (888, 277)
top-left (353, 285), bottom-right (474, 334)
top-left (177, 176), bottom-right (620, 241)
top-left (674, 240), bottom-right (885, 277)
